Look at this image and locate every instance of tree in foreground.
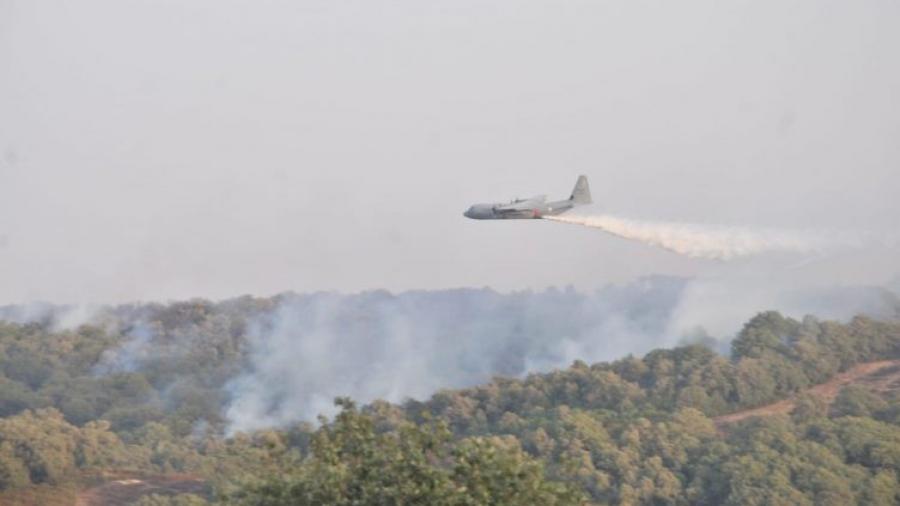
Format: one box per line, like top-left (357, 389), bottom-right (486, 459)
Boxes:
top-left (228, 398), bottom-right (584, 506)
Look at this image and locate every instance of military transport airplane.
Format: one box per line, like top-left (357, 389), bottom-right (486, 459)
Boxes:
top-left (463, 175), bottom-right (591, 220)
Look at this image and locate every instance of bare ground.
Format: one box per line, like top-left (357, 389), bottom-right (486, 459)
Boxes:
top-left (74, 471), bottom-right (208, 506)
top-left (714, 359), bottom-right (900, 428)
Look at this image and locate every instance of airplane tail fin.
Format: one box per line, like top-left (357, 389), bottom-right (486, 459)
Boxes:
top-left (569, 175), bottom-right (591, 205)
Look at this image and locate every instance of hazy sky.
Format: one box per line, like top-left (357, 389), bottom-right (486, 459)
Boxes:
top-left (1, 0), bottom-right (899, 304)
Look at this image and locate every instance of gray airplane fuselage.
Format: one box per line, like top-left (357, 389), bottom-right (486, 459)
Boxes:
top-left (463, 175), bottom-right (591, 220)
top-left (463, 198), bottom-right (575, 219)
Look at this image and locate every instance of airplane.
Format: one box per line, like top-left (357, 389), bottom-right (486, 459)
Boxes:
top-left (463, 175), bottom-right (591, 220)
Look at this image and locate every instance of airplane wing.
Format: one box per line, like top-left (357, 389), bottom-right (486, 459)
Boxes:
top-left (495, 200), bottom-right (537, 212)
top-left (494, 195), bottom-right (546, 211)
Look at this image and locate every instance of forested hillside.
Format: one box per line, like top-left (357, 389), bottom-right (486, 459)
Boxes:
top-left (0, 293), bottom-right (899, 504)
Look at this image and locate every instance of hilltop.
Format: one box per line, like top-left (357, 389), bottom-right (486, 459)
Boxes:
top-left (0, 295), bottom-right (899, 504)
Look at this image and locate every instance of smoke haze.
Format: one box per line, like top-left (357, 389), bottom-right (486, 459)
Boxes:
top-left (223, 276), bottom-right (899, 432)
top-left (0, 1), bottom-right (899, 434)
top-left (1, 274), bottom-right (897, 433)
top-left (223, 282), bottom-right (683, 431)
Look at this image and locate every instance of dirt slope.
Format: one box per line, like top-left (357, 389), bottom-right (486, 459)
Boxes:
top-left (0, 483), bottom-right (79, 506)
top-left (74, 472), bottom-right (207, 506)
top-left (714, 359), bottom-right (900, 427)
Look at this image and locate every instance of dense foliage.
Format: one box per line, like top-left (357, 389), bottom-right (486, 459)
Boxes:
top-left (231, 398), bottom-right (582, 506)
top-left (0, 293), bottom-right (899, 504)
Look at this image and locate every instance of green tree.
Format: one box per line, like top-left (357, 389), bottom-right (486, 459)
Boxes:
top-left (229, 399), bottom-right (583, 506)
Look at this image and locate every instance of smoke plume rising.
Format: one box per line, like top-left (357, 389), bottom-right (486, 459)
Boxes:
top-left (223, 275), bottom-right (899, 433)
top-left (1, 276), bottom-right (897, 435)
top-left (224, 281), bottom-right (686, 432)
